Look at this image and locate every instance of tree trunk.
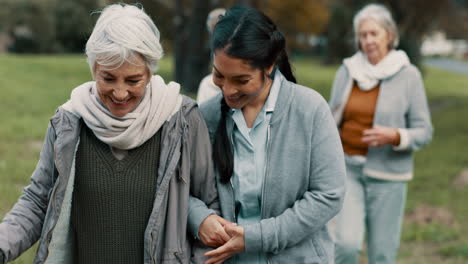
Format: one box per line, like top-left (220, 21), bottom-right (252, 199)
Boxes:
top-left (184, 0), bottom-right (211, 94)
top-left (174, 0), bottom-right (211, 95)
top-left (174, 0), bottom-right (187, 88)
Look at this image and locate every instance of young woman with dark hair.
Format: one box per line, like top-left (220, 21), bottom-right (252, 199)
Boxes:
top-left (197, 6), bottom-right (346, 264)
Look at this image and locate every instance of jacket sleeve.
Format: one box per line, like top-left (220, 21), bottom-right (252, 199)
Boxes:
top-left (243, 99), bottom-right (346, 254)
top-left (395, 66), bottom-right (433, 151)
top-left (0, 123), bottom-right (57, 262)
top-left (186, 107), bottom-right (219, 235)
top-left (185, 106), bottom-right (220, 263)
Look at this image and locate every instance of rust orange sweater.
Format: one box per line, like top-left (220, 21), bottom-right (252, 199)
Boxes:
top-left (340, 82), bottom-right (380, 155)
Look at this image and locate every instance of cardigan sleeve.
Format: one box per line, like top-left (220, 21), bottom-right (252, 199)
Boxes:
top-left (394, 66), bottom-right (433, 151)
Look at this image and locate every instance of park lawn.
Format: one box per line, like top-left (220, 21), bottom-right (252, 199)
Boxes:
top-left (0, 54), bottom-right (467, 263)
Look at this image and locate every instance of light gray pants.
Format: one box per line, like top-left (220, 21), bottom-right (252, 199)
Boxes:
top-left (334, 160), bottom-right (407, 264)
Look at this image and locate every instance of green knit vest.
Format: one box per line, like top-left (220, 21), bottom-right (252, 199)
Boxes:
top-left (71, 124), bottom-right (161, 264)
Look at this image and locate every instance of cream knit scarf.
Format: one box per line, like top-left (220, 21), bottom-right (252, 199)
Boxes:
top-left (62, 75), bottom-right (182, 150)
top-left (343, 50), bottom-right (410, 91)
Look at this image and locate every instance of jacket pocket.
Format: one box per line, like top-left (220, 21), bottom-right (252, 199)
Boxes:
top-left (158, 249), bottom-right (186, 264)
top-left (311, 237), bottom-right (326, 263)
top-left (269, 238), bottom-right (323, 264)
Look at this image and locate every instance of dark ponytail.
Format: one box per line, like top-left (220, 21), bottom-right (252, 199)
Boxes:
top-left (270, 30), bottom-right (296, 83)
top-left (213, 98), bottom-right (233, 184)
top-left (212, 6), bottom-right (297, 183)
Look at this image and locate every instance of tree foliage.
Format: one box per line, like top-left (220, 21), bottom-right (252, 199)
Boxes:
top-left (438, 0), bottom-right (468, 39)
top-left (4, 0), bottom-right (56, 53)
top-left (1, 0), bottom-right (98, 53)
top-left (264, 0), bottom-right (329, 50)
top-left (172, 0), bottom-right (211, 94)
top-left (54, 0), bottom-right (99, 52)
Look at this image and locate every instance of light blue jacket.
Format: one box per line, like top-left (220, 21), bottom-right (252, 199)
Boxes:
top-left (201, 72), bottom-right (346, 263)
top-left (0, 96), bottom-right (218, 264)
top-left (329, 64), bottom-right (433, 181)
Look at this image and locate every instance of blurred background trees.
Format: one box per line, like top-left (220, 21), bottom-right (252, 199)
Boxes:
top-left (0, 0), bottom-right (466, 92)
top-left (264, 0), bottom-right (329, 51)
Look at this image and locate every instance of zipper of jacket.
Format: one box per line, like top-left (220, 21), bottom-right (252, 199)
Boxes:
top-left (42, 190), bottom-right (59, 263)
top-left (229, 178), bottom-right (237, 222)
top-left (261, 124), bottom-right (272, 264)
top-left (150, 231), bottom-right (157, 263)
top-left (178, 122), bottom-right (188, 185)
top-left (150, 128), bottom-right (184, 263)
top-left (174, 252), bottom-right (183, 263)
top-left (260, 124), bottom-right (271, 218)
top-left (42, 151), bottom-right (67, 263)
top-left (227, 124), bottom-right (237, 223)
top-left (42, 138), bottom-right (80, 263)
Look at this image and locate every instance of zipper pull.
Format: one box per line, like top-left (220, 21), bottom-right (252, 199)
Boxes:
top-left (267, 125), bottom-right (271, 142)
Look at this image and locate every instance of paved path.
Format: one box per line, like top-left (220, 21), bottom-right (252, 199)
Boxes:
top-left (424, 58), bottom-right (468, 75)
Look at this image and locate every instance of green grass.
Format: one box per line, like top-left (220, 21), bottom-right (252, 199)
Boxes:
top-left (0, 54), bottom-right (467, 263)
top-left (402, 223), bottom-right (460, 243)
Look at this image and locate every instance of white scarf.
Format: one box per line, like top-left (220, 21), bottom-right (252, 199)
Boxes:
top-left (62, 75), bottom-right (182, 150)
top-left (343, 50), bottom-right (410, 91)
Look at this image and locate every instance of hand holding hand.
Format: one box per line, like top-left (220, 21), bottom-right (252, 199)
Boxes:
top-left (198, 215), bottom-right (233, 248)
top-left (362, 125), bottom-right (400, 147)
top-left (204, 224), bottom-right (245, 264)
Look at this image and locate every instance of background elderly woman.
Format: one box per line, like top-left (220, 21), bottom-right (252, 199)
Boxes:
top-left (329, 4), bottom-right (433, 264)
top-left (0, 4), bottom-right (217, 264)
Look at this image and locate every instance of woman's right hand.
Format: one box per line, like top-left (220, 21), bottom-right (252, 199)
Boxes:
top-left (362, 125), bottom-right (400, 147)
top-left (198, 215), bottom-right (234, 247)
top-left (204, 224), bottom-right (245, 264)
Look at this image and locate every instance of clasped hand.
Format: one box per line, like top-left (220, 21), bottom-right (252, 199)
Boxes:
top-left (362, 125), bottom-right (400, 147)
top-left (199, 215), bottom-right (245, 264)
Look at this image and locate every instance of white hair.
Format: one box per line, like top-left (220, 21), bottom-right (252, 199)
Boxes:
top-left (86, 4), bottom-right (163, 75)
top-left (353, 3), bottom-right (399, 50)
top-left (206, 8), bottom-right (226, 33)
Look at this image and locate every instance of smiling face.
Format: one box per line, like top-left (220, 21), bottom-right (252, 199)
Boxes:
top-left (212, 50), bottom-right (273, 109)
top-left (358, 18), bottom-right (392, 65)
top-left (94, 55), bottom-right (151, 117)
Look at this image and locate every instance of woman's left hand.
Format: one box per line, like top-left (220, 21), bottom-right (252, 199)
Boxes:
top-left (204, 224), bottom-right (245, 264)
top-left (362, 125), bottom-right (400, 147)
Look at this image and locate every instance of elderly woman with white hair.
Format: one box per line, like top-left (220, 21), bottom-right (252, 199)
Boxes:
top-left (329, 3), bottom-right (433, 264)
top-left (0, 4), bottom-right (220, 264)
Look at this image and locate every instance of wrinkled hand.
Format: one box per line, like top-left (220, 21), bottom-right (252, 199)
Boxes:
top-left (204, 224), bottom-right (245, 264)
top-left (362, 125), bottom-right (400, 147)
top-left (199, 215), bottom-right (233, 248)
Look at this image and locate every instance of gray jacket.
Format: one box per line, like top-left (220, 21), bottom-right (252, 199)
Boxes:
top-left (0, 96), bottom-right (218, 264)
top-left (200, 72), bottom-right (346, 263)
top-left (329, 64), bottom-right (433, 181)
